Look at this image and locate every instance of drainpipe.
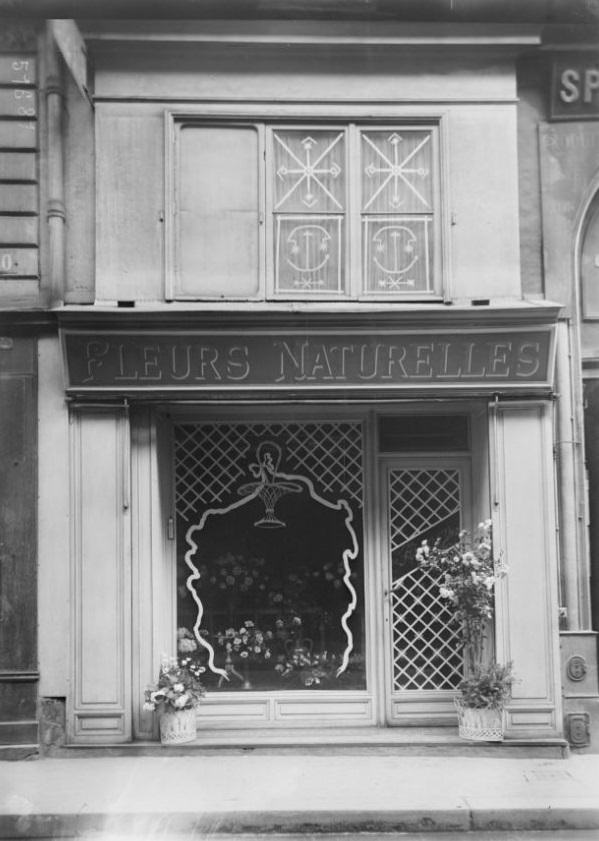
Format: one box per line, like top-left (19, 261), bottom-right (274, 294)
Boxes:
top-left (555, 319), bottom-right (591, 631)
top-left (44, 23), bottom-right (65, 307)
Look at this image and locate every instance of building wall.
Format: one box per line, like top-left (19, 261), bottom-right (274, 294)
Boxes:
top-left (0, 14), bottom-right (596, 750)
top-left (0, 23), bottom-right (41, 753)
top-left (91, 38), bottom-right (523, 305)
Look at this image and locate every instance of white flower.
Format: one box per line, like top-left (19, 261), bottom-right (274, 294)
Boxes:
top-left (439, 586), bottom-right (455, 599)
top-left (240, 650), bottom-right (249, 659)
top-left (143, 701), bottom-right (155, 712)
top-left (173, 694), bottom-right (189, 708)
top-left (178, 637), bottom-right (197, 653)
top-left (173, 682), bottom-right (184, 692)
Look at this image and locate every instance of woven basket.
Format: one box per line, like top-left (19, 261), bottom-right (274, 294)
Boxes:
top-left (159, 707), bottom-right (197, 745)
top-left (454, 698), bottom-right (504, 742)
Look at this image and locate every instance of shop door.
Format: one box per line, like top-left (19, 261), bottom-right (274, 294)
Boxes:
top-left (381, 457), bottom-right (471, 725)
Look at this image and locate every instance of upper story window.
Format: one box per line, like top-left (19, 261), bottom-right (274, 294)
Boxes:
top-left (168, 120), bottom-right (441, 302)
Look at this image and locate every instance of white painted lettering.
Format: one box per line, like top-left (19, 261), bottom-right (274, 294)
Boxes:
top-left (170, 345), bottom-right (192, 381)
top-left (516, 342), bottom-right (541, 378)
top-left (414, 344), bottom-right (434, 378)
top-left (274, 340), bottom-right (307, 382)
top-left (560, 69), bottom-right (580, 103)
top-left (461, 342), bottom-right (487, 378)
top-left (196, 347), bottom-right (222, 381)
top-left (226, 346), bottom-right (250, 381)
top-left (141, 345), bottom-right (162, 381)
top-left (114, 342), bottom-right (139, 381)
top-left (306, 344), bottom-right (335, 381)
top-left (585, 68), bottom-right (599, 103)
top-left (489, 342), bottom-right (512, 377)
top-left (82, 340), bottom-right (110, 383)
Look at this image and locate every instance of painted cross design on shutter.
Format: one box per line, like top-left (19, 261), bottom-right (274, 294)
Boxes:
top-left (361, 130), bottom-right (434, 295)
top-left (273, 130), bottom-right (346, 294)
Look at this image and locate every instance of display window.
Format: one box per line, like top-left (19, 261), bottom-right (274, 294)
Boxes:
top-left (159, 407), bottom-right (483, 727)
top-left (174, 420), bottom-right (366, 693)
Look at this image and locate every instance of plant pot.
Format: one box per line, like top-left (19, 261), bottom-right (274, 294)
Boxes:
top-left (159, 707), bottom-right (197, 745)
top-left (454, 698), bottom-right (504, 742)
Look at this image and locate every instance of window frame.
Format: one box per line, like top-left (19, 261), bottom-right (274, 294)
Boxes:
top-left (165, 106), bottom-right (450, 303)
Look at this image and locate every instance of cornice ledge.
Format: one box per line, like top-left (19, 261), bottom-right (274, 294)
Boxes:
top-left (56, 301), bottom-right (562, 331)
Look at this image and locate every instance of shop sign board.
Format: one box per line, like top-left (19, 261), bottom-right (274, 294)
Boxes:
top-left (62, 327), bottom-right (555, 394)
top-left (552, 52), bottom-right (599, 121)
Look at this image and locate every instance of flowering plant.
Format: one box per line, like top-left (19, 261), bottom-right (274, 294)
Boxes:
top-left (143, 655), bottom-right (206, 712)
top-left (457, 661), bottom-right (514, 710)
top-left (216, 620), bottom-right (273, 662)
top-left (177, 626), bottom-right (199, 654)
top-left (416, 520), bottom-right (505, 668)
top-left (416, 520), bottom-right (513, 711)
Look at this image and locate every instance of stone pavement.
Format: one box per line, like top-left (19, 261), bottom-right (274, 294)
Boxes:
top-left (0, 753), bottom-right (598, 838)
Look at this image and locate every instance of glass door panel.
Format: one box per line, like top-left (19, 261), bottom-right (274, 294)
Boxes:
top-left (382, 458), bottom-right (471, 724)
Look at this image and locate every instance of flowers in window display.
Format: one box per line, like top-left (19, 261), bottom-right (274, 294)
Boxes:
top-left (216, 620), bottom-right (273, 661)
top-left (415, 520), bottom-right (507, 667)
top-left (271, 615), bottom-right (336, 687)
top-left (198, 554), bottom-right (266, 594)
top-left (177, 626), bottom-right (198, 654)
top-left (143, 655), bottom-right (206, 712)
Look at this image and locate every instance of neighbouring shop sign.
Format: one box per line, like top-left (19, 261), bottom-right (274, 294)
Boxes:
top-left (62, 328), bottom-right (555, 393)
top-left (552, 53), bottom-right (599, 121)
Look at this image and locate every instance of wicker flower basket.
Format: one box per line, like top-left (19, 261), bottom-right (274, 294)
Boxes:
top-left (159, 707), bottom-right (197, 745)
top-left (454, 698), bottom-right (504, 742)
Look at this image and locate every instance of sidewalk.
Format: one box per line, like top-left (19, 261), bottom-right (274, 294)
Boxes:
top-left (1, 752), bottom-right (599, 838)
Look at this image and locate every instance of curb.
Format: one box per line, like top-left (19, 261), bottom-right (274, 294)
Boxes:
top-left (2, 807), bottom-right (599, 838)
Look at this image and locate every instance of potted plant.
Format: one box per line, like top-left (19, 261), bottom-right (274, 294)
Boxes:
top-left (416, 519), bottom-right (513, 741)
top-left (455, 660), bottom-right (514, 741)
top-left (143, 653), bottom-right (206, 745)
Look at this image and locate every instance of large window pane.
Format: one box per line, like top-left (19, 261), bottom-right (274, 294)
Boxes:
top-left (361, 129), bottom-right (435, 296)
top-left (175, 422), bottom-right (366, 692)
top-left (176, 125), bottom-right (260, 298)
top-left (272, 129), bottom-right (347, 296)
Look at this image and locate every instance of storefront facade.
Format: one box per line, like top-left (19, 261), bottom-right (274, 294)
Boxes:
top-left (1, 5), bottom-right (598, 751)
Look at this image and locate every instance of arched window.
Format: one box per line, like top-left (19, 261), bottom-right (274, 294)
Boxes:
top-left (581, 191), bottom-right (599, 319)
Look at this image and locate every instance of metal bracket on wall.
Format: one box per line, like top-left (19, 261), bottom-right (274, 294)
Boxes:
top-left (566, 712), bottom-right (591, 748)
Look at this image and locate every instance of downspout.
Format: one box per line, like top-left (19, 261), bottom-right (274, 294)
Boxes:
top-left (44, 23), bottom-right (65, 307)
top-left (555, 318), bottom-right (591, 630)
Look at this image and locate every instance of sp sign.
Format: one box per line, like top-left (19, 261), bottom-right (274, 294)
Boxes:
top-left (552, 54), bottom-right (599, 120)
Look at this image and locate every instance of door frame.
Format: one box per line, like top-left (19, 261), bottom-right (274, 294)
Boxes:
top-left (131, 401), bottom-right (489, 735)
top-left (378, 453), bottom-right (473, 726)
